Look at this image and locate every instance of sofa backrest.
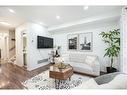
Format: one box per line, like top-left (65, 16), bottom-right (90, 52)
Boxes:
top-left (69, 53), bottom-right (86, 63)
top-left (69, 53), bottom-right (98, 63)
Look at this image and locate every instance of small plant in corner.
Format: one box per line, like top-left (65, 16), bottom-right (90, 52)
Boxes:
top-left (99, 29), bottom-right (120, 73)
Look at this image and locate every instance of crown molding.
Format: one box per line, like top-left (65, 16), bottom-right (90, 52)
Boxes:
top-left (48, 11), bottom-right (120, 32)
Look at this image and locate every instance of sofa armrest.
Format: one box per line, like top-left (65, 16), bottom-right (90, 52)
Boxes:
top-left (91, 58), bottom-right (100, 76)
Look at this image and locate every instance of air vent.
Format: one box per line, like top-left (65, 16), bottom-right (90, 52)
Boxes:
top-left (37, 58), bottom-right (48, 64)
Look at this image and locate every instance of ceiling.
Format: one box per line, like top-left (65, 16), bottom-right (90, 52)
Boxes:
top-left (0, 6), bottom-right (122, 30)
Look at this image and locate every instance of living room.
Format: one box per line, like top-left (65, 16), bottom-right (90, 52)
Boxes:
top-left (0, 5), bottom-right (127, 90)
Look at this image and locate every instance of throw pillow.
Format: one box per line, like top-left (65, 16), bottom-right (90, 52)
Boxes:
top-left (85, 56), bottom-right (96, 66)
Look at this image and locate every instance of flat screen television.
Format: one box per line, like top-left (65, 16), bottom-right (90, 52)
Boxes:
top-left (37, 36), bottom-right (53, 49)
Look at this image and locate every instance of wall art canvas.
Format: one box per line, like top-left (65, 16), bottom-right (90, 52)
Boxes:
top-left (79, 32), bottom-right (92, 51)
top-left (68, 34), bottom-right (78, 50)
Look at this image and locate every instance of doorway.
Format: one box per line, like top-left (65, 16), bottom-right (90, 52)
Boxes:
top-left (0, 49), bottom-right (1, 60)
top-left (22, 31), bottom-right (27, 68)
top-left (4, 36), bottom-right (9, 60)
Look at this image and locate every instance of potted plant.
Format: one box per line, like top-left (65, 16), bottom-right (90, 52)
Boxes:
top-left (99, 29), bottom-right (120, 73)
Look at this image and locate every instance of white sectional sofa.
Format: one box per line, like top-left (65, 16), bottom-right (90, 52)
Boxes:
top-left (61, 53), bottom-right (100, 76)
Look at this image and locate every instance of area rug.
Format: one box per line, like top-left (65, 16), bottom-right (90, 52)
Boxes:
top-left (22, 70), bottom-right (91, 90)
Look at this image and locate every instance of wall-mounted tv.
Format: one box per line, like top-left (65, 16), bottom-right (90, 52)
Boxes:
top-left (37, 36), bottom-right (53, 49)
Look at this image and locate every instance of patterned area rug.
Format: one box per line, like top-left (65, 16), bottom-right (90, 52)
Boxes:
top-left (22, 70), bottom-right (91, 90)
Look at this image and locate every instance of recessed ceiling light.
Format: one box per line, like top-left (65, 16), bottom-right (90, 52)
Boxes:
top-left (8, 9), bottom-right (15, 13)
top-left (56, 15), bottom-right (60, 20)
top-left (39, 22), bottom-right (43, 25)
top-left (83, 6), bottom-right (89, 10)
top-left (0, 22), bottom-right (10, 26)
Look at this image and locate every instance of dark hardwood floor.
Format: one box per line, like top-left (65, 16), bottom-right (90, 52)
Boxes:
top-left (0, 63), bottom-right (51, 89)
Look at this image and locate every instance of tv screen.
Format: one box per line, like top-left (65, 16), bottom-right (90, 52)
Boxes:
top-left (37, 36), bottom-right (53, 49)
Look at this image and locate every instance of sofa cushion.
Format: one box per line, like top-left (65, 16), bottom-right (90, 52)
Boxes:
top-left (69, 54), bottom-right (86, 63)
top-left (66, 62), bottom-right (93, 74)
top-left (85, 55), bottom-right (96, 66)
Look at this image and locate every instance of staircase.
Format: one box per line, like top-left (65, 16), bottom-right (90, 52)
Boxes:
top-left (8, 45), bottom-right (16, 64)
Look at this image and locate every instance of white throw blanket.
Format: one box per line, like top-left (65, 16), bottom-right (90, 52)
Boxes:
top-left (75, 74), bottom-right (127, 89)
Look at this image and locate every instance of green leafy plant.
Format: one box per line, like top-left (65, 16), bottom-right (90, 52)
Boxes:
top-left (99, 29), bottom-right (120, 68)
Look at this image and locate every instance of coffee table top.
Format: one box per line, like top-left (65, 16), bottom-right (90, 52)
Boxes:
top-left (49, 63), bottom-right (73, 80)
top-left (50, 63), bottom-right (72, 72)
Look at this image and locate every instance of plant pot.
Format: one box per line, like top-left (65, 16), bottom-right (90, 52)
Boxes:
top-left (106, 67), bottom-right (117, 73)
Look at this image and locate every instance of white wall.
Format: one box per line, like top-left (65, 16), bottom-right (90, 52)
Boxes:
top-left (16, 23), bottom-right (27, 67)
top-left (16, 22), bottom-right (52, 70)
top-left (120, 7), bottom-right (127, 73)
top-left (0, 30), bottom-right (9, 60)
top-left (0, 29), bottom-right (16, 60)
top-left (52, 22), bottom-right (120, 72)
top-left (27, 22), bottom-right (52, 70)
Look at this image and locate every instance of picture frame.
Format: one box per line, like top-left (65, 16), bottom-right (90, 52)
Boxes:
top-left (67, 34), bottom-right (78, 50)
top-left (78, 32), bottom-right (93, 51)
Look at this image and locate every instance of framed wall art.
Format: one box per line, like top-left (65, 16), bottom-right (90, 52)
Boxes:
top-left (67, 34), bottom-right (78, 50)
top-left (78, 32), bottom-right (93, 51)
